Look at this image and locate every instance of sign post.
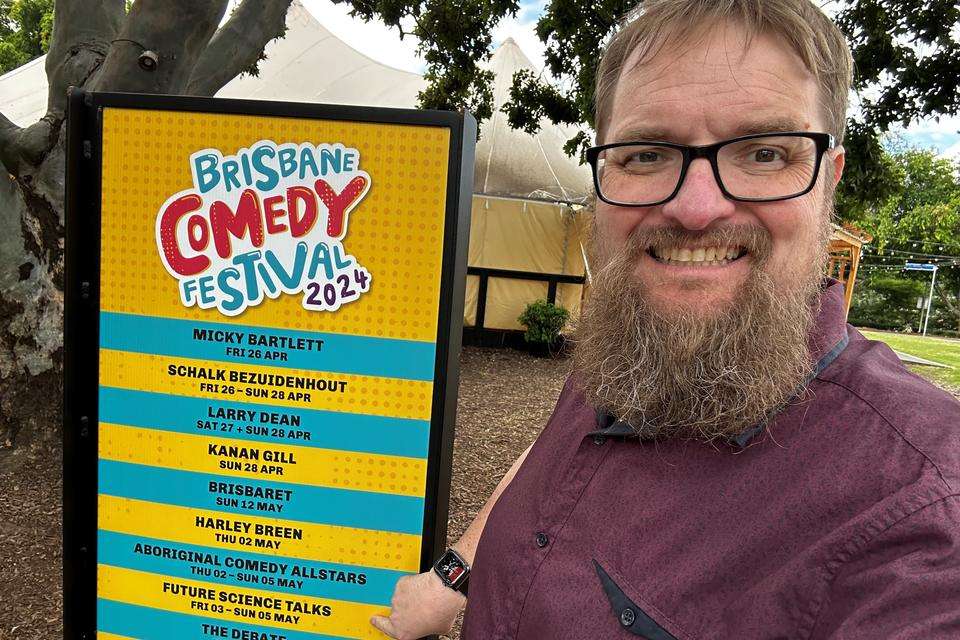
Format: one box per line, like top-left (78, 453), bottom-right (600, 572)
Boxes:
top-left (64, 90), bottom-right (475, 640)
top-left (904, 262), bottom-right (938, 336)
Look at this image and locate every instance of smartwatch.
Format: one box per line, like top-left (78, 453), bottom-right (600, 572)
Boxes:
top-left (433, 548), bottom-right (470, 596)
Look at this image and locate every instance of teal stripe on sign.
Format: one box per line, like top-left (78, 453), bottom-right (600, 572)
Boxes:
top-left (99, 459), bottom-right (425, 534)
top-left (99, 387), bottom-right (430, 458)
top-left (98, 599), bottom-right (351, 640)
top-left (99, 311), bottom-right (437, 381)
top-left (98, 531), bottom-right (408, 606)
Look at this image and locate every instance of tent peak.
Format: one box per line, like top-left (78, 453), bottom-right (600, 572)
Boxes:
top-left (488, 36), bottom-right (536, 77)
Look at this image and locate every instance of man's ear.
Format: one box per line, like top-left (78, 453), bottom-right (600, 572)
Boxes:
top-left (830, 144), bottom-right (845, 188)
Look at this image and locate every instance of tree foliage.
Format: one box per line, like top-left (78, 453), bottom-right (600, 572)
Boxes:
top-left (496, 0), bottom-right (960, 219)
top-left (852, 147), bottom-right (960, 334)
top-left (333, 0), bottom-right (521, 123)
top-left (835, 0), bottom-right (959, 132)
top-left (503, 0), bottom-right (628, 159)
top-left (848, 274), bottom-right (927, 331)
top-left (0, 0), bottom-right (53, 74)
top-left (866, 149), bottom-right (960, 241)
top-left (833, 0), bottom-right (960, 221)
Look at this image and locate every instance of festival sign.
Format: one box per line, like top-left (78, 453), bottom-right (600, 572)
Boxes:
top-left (64, 90), bottom-right (475, 640)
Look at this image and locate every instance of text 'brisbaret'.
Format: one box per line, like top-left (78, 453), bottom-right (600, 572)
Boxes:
top-left (154, 139), bottom-right (373, 317)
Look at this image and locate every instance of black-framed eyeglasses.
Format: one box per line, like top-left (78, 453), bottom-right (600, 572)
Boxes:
top-left (586, 132), bottom-right (835, 207)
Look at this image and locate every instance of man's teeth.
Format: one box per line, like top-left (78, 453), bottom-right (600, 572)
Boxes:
top-left (652, 245), bottom-right (742, 265)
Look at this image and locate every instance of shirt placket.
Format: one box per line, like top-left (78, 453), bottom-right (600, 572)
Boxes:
top-left (508, 427), bottom-right (614, 639)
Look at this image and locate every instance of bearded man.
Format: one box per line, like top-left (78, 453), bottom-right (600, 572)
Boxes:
top-left (370, 0), bottom-right (960, 638)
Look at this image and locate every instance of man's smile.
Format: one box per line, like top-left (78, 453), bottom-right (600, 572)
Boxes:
top-left (647, 244), bottom-right (748, 266)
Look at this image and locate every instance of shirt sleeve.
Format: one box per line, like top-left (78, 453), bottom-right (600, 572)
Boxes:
top-left (812, 493), bottom-right (960, 639)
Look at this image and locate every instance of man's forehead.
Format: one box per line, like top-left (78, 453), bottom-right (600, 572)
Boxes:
top-left (613, 116), bottom-right (814, 144)
top-left (607, 23), bottom-right (821, 144)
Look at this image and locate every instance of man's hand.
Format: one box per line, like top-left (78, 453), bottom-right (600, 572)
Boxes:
top-left (369, 570), bottom-right (466, 639)
top-left (369, 444), bottom-right (531, 639)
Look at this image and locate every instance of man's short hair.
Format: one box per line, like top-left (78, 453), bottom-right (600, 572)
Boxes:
top-left (594, 0), bottom-right (854, 145)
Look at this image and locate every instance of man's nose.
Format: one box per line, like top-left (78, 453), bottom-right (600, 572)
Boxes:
top-left (660, 158), bottom-right (736, 230)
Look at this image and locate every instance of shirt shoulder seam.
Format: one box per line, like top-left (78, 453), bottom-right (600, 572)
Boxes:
top-left (813, 375), bottom-right (955, 492)
top-left (800, 491), bottom-right (960, 639)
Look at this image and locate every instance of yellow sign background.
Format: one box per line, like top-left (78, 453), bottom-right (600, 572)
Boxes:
top-left (94, 105), bottom-right (457, 640)
top-left (100, 108), bottom-right (451, 342)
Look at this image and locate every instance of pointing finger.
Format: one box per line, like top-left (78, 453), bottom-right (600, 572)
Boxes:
top-left (370, 614), bottom-right (398, 638)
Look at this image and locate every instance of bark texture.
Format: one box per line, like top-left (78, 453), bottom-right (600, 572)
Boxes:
top-left (0, 0), bottom-right (294, 469)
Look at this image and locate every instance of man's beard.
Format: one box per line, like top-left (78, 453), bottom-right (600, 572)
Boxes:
top-left (573, 220), bottom-right (831, 443)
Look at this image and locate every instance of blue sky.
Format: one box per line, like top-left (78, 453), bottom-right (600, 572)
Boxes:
top-left (302, 0), bottom-right (959, 159)
top-left (891, 122), bottom-right (960, 160)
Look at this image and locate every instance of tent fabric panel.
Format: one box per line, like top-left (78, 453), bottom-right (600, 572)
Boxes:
top-left (0, 55), bottom-right (46, 126)
top-left (466, 279), bottom-right (584, 332)
top-left (464, 196), bottom-right (586, 331)
top-left (216, 3), bottom-right (425, 108)
top-left (469, 197), bottom-right (585, 275)
top-left (472, 39), bottom-right (592, 202)
top-left (464, 275), bottom-right (480, 329)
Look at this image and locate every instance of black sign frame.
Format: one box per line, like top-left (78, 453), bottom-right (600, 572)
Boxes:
top-left (63, 88), bottom-right (475, 640)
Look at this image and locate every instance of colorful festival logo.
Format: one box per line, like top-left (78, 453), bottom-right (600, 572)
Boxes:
top-left (155, 140), bottom-right (373, 316)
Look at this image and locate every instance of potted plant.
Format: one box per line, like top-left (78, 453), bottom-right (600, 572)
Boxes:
top-left (518, 299), bottom-right (570, 357)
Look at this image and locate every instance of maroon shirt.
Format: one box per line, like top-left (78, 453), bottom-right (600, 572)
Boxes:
top-left (462, 280), bottom-right (960, 639)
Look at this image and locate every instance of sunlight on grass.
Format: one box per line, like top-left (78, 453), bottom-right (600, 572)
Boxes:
top-left (860, 330), bottom-right (960, 392)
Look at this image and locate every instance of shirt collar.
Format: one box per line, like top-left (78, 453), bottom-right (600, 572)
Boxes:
top-left (587, 278), bottom-right (851, 449)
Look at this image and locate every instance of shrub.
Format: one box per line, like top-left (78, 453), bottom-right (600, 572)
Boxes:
top-left (518, 299), bottom-right (569, 344)
top-left (849, 275), bottom-right (926, 331)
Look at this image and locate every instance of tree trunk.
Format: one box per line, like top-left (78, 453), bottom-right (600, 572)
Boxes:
top-left (0, 0), bottom-right (294, 470)
top-left (0, 133), bottom-right (65, 464)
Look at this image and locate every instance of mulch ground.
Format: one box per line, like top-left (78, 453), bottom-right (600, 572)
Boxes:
top-left (0, 346), bottom-right (571, 640)
top-left (0, 442), bottom-right (64, 640)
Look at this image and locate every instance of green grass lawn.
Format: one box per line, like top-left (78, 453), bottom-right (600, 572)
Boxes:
top-left (859, 329), bottom-right (960, 393)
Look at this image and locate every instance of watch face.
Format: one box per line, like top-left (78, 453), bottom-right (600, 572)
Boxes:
top-left (437, 552), bottom-right (466, 585)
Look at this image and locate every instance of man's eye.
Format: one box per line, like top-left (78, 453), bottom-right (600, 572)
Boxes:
top-left (753, 148), bottom-right (781, 162)
top-left (630, 151), bottom-right (660, 163)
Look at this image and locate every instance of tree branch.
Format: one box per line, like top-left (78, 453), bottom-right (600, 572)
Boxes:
top-left (186, 0), bottom-right (294, 97)
top-left (45, 0), bottom-right (125, 118)
top-left (92, 0), bottom-right (229, 95)
top-left (0, 113), bottom-right (59, 177)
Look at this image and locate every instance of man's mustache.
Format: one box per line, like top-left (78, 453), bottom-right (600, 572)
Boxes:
top-left (622, 224), bottom-right (774, 263)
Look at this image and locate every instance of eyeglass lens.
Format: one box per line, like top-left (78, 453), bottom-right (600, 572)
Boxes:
top-left (597, 135), bottom-right (819, 204)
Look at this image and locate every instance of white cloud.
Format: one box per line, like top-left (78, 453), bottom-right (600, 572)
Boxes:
top-left (943, 139), bottom-right (960, 161)
top-left (889, 114), bottom-right (960, 158)
top-left (901, 114), bottom-right (960, 135)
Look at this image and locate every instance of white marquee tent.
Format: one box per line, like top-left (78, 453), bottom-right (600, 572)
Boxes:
top-left (0, 1), bottom-right (592, 331)
top-left (465, 36), bottom-right (590, 333)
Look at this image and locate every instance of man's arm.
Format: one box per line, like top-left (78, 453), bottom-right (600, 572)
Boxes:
top-left (369, 443), bottom-right (534, 640)
top-left (813, 494), bottom-right (960, 639)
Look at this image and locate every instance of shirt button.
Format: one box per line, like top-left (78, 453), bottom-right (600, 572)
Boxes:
top-left (535, 532), bottom-right (549, 548)
top-left (620, 608), bottom-right (636, 627)
top-left (592, 434), bottom-right (606, 445)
